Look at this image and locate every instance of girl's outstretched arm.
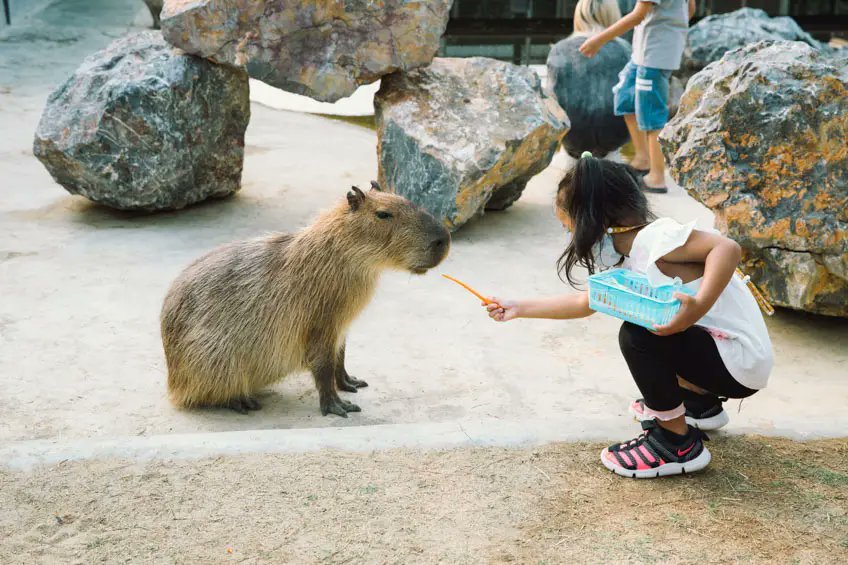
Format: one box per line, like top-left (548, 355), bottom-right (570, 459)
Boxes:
top-left (653, 230), bottom-right (742, 335)
top-left (484, 292), bottom-right (594, 322)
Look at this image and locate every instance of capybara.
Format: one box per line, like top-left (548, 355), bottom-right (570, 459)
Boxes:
top-left (160, 182), bottom-right (450, 417)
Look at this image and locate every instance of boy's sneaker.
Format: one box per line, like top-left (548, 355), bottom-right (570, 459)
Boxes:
top-left (601, 420), bottom-right (711, 479)
top-left (629, 390), bottom-right (730, 431)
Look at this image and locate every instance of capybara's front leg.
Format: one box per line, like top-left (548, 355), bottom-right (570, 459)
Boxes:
top-left (309, 346), bottom-right (361, 417)
top-left (335, 342), bottom-right (368, 393)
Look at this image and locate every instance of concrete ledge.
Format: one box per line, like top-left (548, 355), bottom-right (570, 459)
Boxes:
top-left (2, 416), bottom-right (844, 470)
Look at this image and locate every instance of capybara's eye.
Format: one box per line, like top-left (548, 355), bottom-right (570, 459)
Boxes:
top-left (375, 211), bottom-right (393, 220)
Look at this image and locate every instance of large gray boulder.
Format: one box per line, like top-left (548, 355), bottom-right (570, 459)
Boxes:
top-left (33, 31), bottom-right (250, 211)
top-left (160, 0), bottom-right (452, 103)
top-left (375, 57), bottom-right (569, 231)
top-left (680, 8), bottom-right (822, 83)
top-left (546, 36), bottom-right (630, 158)
top-left (660, 41), bottom-right (848, 317)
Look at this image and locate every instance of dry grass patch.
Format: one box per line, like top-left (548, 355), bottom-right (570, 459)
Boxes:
top-left (1, 436), bottom-right (845, 563)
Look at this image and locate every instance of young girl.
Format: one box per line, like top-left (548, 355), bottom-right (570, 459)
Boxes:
top-left (484, 155), bottom-right (773, 478)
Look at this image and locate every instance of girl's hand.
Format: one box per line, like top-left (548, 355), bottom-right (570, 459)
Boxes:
top-left (652, 293), bottom-right (706, 336)
top-left (579, 36), bottom-right (603, 58)
top-left (484, 297), bottom-right (520, 322)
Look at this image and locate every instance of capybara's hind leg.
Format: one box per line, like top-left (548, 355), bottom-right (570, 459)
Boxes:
top-left (226, 396), bottom-right (262, 414)
top-left (335, 343), bottom-right (368, 392)
top-left (310, 345), bottom-right (361, 417)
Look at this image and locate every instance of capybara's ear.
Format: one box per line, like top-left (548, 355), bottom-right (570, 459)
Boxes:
top-left (370, 180), bottom-right (382, 192)
top-left (347, 186), bottom-right (366, 211)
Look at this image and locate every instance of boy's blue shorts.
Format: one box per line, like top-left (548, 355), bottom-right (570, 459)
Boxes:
top-left (612, 61), bottom-right (672, 132)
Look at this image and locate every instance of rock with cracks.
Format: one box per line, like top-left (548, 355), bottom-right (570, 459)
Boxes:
top-left (680, 8), bottom-right (824, 83)
top-left (660, 41), bottom-right (848, 317)
top-left (375, 57), bottom-right (569, 231)
top-left (33, 31), bottom-right (250, 212)
top-left (160, 0), bottom-right (451, 103)
top-left (546, 36), bottom-right (630, 158)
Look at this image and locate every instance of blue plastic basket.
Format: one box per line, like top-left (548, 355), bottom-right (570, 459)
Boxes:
top-left (587, 269), bottom-right (694, 330)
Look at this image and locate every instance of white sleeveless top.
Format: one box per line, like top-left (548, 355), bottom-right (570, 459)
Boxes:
top-left (621, 218), bottom-right (774, 389)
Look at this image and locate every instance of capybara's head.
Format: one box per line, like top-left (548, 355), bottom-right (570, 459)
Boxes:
top-left (345, 181), bottom-right (450, 274)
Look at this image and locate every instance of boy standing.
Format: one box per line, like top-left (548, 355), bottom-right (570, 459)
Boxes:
top-left (579, 0), bottom-right (695, 193)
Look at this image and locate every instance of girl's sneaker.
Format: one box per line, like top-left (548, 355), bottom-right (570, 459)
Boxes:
top-left (629, 390), bottom-right (730, 431)
top-left (601, 420), bottom-right (711, 479)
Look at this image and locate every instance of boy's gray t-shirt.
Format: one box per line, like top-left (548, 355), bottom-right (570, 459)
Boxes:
top-left (631, 0), bottom-right (688, 70)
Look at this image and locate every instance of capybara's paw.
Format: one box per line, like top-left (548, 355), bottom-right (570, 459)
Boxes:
top-left (347, 375), bottom-right (368, 388)
top-left (337, 379), bottom-right (358, 393)
top-left (227, 396), bottom-right (262, 414)
top-left (227, 398), bottom-right (249, 415)
top-left (242, 396), bottom-right (262, 411)
top-left (321, 397), bottom-right (350, 418)
top-left (339, 399), bottom-right (361, 412)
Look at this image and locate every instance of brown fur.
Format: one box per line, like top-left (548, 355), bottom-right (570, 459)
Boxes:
top-left (160, 185), bottom-right (450, 417)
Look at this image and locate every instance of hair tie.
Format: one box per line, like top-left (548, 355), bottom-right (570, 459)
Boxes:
top-left (580, 151), bottom-right (593, 159)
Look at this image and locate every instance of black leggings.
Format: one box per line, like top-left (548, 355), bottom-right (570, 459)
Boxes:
top-left (618, 322), bottom-right (757, 412)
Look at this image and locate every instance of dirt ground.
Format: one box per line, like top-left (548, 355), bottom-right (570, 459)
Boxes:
top-left (3, 436), bottom-right (846, 564)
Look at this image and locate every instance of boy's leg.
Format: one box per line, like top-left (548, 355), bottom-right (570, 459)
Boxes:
top-left (645, 131), bottom-right (665, 189)
top-left (624, 115), bottom-right (649, 170)
top-left (612, 62), bottom-right (648, 169)
top-left (634, 66), bottom-right (672, 191)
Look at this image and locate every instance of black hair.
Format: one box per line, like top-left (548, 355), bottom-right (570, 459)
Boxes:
top-left (555, 156), bottom-right (654, 288)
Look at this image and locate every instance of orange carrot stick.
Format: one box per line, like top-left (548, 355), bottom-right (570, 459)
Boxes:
top-left (442, 274), bottom-right (495, 305)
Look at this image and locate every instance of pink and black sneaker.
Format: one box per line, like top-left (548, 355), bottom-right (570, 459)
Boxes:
top-left (601, 420), bottom-right (711, 478)
top-left (629, 390), bottom-right (730, 431)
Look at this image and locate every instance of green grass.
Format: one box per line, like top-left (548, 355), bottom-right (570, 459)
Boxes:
top-left (779, 458), bottom-right (848, 487)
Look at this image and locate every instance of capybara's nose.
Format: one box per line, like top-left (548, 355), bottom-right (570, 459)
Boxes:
top-left (429, 230), bottom-right (451, 266)
top-left (430, 236), bottom-right (448, 251)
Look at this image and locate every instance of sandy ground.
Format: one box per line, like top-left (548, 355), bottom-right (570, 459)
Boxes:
top-left (2, 436), bottom-right (847, 564)
top-left (1, 0), bottom-right (847, 448)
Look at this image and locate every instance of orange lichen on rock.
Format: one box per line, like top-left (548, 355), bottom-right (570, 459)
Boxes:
top-left (736, 133), bottom-right (758, 148)
top-left (660, 41), bottom-right (848, 316)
